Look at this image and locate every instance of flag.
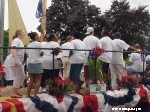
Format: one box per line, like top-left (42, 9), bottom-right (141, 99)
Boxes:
top-left (35, 0), bottom-right (43, 18)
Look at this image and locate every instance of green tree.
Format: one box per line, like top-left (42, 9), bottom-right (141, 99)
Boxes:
top-left (46, 0), bottom-right (108, 40)
top-left (3, 30), bottom-right (9, 60)
top-left (105, 0), bottom-right (150, 47)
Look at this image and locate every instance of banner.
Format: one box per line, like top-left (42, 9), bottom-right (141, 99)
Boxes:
top-left (36, 0), bottom-right (43, 18)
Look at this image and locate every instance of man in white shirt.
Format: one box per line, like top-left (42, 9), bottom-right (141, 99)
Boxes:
top-left (98, 30), bottom-right (113, 64)
top-left (83, 27), bottom-right (99, 78)
top-left (110, 32), bottom-right (131, 89)
top-left (69, 31), bottom-right (86, 91)
top-left (98, 30), bottom-right (113, 87)
top-left (83, 27), bottom-right (99, 53)
top-left (61, 36), bottom-right (73, 79)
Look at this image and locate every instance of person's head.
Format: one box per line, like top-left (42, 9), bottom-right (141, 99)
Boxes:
top-left (46, 33), bottom-right (57, 42)
top-left (57, 38), bottom-right (62, 44)
top-left (43, 34), bottom-right (48, 42)
top-left (101, 29), bottom-right (109, 37)
top-left (67, 36), bottom-right (73, 42)
top-left (114, 32), bottom-right (121, 39)
top-left (134, 43), bottom-right (140, 50)
top-left (73, 31), bottom-right (82, 40)
top-left (28, 32), bottom-right (40, 42)
top-left (12, 29), bottom-right (25, 40)
top-left (85, 27), bottom-right (94, 35)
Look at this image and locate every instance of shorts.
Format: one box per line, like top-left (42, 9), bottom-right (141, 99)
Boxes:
top-left (28, 63), bottom-right (43, 74)
top-left (43, 69), bottom-right (60, 80)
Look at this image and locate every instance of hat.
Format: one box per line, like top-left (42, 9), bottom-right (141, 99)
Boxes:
top-left (114, 32), bottom-right (121, 38)
top-left (85, 27), bottom-right (94, 35)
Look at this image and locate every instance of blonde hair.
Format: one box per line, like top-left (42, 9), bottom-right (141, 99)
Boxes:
top-left (12, 29), bottom-right (23, 39)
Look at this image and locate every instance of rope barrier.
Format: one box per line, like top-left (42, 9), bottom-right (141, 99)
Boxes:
top-left (0, 47), bottom-right (149, 54)
top-left (0, 46), bottom-right (149, 85)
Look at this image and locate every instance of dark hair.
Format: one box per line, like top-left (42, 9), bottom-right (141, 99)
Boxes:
top-left (28, 32), bottom-right (37, 41)
top-left (47, 33), bottom-right (56, 42)
top-left (102, 29), bottom-right (109, 36)
top-left (12, 29), bottom-right (23, 39)
top-left (73, 31), bottom-right (82, 39)
top-left (114, 32), bottom-right (121, 38)
top-left (66, 36), bottom-right (73, 41)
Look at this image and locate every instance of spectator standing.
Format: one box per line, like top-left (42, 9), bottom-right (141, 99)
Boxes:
top-left (110, 32), bottom-right (132, 89)
top-left (7, 29), bottom-right (25, 98)
top-left (83, 27), bottom-right (99, 75)
top-left (98, 30), bottom-right (113, 73)
top-left (26, 32), bottom-right (43, 97)
top-left (98, 30), bottom-right (113, 87)
top-left (69, 31), bottom-right (86, 91)
top-left (61, 36), bottom-right (73, 79)
top-left (41, 34), bottom-right (63, 88)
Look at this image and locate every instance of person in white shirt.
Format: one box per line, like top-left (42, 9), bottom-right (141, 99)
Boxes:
top-left (83, 27), bottom-right (99, 54)
top-left (61, 35), bottom-right (73, 79)
top-left (6, 29), bottom-right (25, 98)
top-left (83, 27), bottom-right (99, 78)
top-left (69, 31), bottom-right (86, 91)
top-left (98, 29), bottom-right (113, 85)
top-left (126, 44), bottom-right (146, 74)
top-left (41, 34), bottom-right (63, 87)
top-left (110, 32), bottom-right (132, 89)
top-left (26, 32), bottom-right (43, 97)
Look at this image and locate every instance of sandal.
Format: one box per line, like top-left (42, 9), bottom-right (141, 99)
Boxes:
top-left (16, 93), bottom-right (22, 96)
top-left (11, 94), bottom-right (22, 98)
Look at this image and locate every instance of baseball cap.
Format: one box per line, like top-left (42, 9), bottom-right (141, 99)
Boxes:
top-left (85, 27), bottom-right (94, 35)
top-left (114, 32), bottom-right (121, 38)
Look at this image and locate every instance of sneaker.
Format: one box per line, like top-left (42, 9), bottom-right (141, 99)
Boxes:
top-left (41, 88), bottom-right (46, 93)
top-left (39, 87), bottom-right (46, 93)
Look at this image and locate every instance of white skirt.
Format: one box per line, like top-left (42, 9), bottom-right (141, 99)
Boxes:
top-left (4, 55), bottom-right (23, 81)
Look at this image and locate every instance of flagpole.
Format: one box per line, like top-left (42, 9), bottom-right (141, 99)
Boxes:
top-left (41, 0), bottom-right (47, 41)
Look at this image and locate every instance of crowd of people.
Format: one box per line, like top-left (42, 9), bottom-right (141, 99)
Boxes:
top-left (0, 27), bottom-right (146, 98)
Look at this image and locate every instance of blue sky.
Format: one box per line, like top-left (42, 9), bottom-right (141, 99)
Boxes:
top-left (4, 0), bottom-right (150, 33)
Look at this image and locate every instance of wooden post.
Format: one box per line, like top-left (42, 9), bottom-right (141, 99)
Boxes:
top-left (41, 0), bottom-right (47, 41)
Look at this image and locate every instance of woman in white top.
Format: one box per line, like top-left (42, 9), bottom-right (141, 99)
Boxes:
top-left (8, 29), bottom-right (25, 98)
top-left (42, 34), bottom-right (63, 87)
top-left (26, 32), bottom-right (43, 97)
top-left (126, 44), bottom-right (146, 74)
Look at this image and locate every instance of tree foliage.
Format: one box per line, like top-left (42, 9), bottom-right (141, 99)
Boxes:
top-left (44, 0), bottom-right (150, 47)
top-left (3, 30), bottom-right (9, 60)
top-left (46, 0), bottom-right (108, 40)
top-left (105, 0), bottom-right (150, 47)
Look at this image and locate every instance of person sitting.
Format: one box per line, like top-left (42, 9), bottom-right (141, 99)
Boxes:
top-left (126, 44), bottom-right (146, 75)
